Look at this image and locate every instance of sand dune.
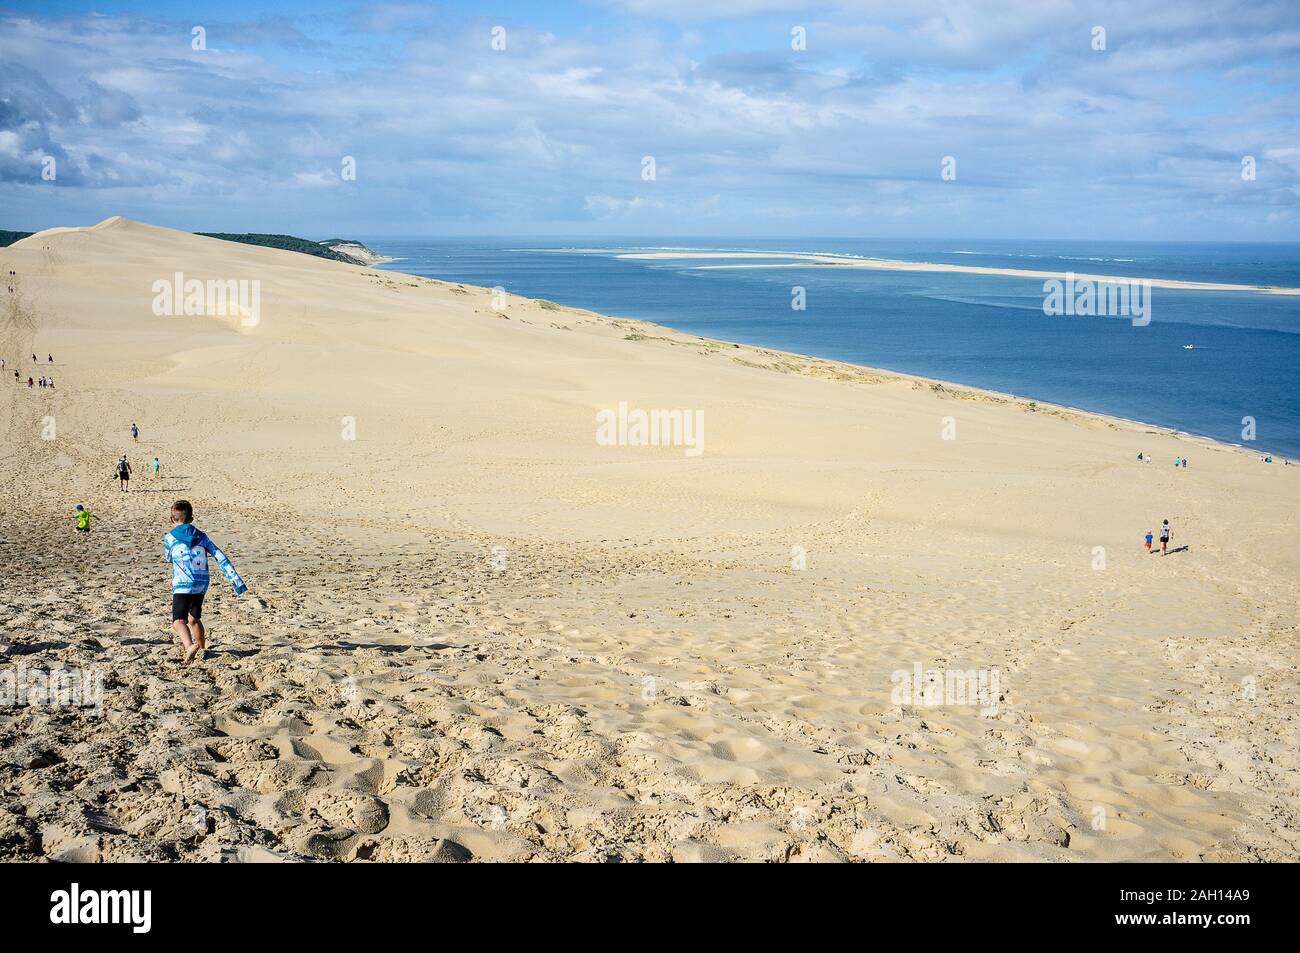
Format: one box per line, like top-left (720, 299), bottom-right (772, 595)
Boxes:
top-left (1, 217), bottom-right (1297, 862)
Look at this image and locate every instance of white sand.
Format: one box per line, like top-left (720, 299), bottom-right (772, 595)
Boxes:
top-left (1, 217), bottom-right (1297, 862)
top-left (617, 251), bottom-right (1300, 295)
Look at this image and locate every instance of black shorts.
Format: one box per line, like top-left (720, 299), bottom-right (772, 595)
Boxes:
top-left (172, 593), bottom-right (205, 622)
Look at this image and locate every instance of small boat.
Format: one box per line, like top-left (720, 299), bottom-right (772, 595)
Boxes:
top-left (1182, 344), bottom-right (1196, 350)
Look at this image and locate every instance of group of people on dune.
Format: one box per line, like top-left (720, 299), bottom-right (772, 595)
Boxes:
top-left (4, 353), bottom-right (56, 389)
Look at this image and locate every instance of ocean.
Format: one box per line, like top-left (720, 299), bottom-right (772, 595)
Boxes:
top-left (368, 238), bottom-right (1300, 457)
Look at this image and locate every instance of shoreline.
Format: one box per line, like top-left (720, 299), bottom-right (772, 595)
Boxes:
top-left (645, 321), bottom-right (1297, 462)
top-left (374, 260), bottom-right (1297, 462)
top-left (614, 250), bottom-right (1300, 296)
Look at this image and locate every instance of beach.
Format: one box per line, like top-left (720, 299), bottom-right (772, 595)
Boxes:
top-left (1, 217), bottom-right (1297, 862)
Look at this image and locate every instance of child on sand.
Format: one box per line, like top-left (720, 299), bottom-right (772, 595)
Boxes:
top-left (164, 500), bottom-right (248, 665)
top-left (151, 457), bottom-right (161, 479)
top-left (74, 504), bottom-right (95, 533)
top-left (1144, 530), bottom-right (1153, 552)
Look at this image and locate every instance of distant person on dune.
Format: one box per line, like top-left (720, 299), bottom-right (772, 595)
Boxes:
top-left (165, 500), bottom-right (248, 665)
top-left (131, 423), bottom-right (139, 441)
top-left (151, 456), bottom-right (161, 480)
top-left (117, 454), bottom-right (131, 491)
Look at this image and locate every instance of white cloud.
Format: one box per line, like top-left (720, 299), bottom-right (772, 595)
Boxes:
top-left (0, 2), bottom-right (1297, 238)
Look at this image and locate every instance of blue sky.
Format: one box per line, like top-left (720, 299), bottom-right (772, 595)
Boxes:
top-left (2, 0), bottom-right (1298, 239)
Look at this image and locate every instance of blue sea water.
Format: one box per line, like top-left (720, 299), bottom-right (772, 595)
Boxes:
top-left (368, 237), bottom-right (1300, 457)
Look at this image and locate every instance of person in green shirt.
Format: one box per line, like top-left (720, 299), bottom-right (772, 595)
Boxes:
top-left (74, 504), bottom-right (95, 533)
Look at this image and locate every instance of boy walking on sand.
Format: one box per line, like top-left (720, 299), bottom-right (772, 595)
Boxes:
top-left (164, 500), bottom-right (248, 665)
top-left (1144, 530), bottom-right (1153, 552)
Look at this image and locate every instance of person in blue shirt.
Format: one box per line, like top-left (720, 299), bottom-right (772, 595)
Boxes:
top-left (165, 499), bottom-right (247, 665)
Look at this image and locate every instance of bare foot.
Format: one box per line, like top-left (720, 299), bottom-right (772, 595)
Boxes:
top-left (182, 643), bottom-right (200, 666)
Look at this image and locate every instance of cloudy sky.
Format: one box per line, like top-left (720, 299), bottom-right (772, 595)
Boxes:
top-left (2, 0), bottom-right (1298, 239)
